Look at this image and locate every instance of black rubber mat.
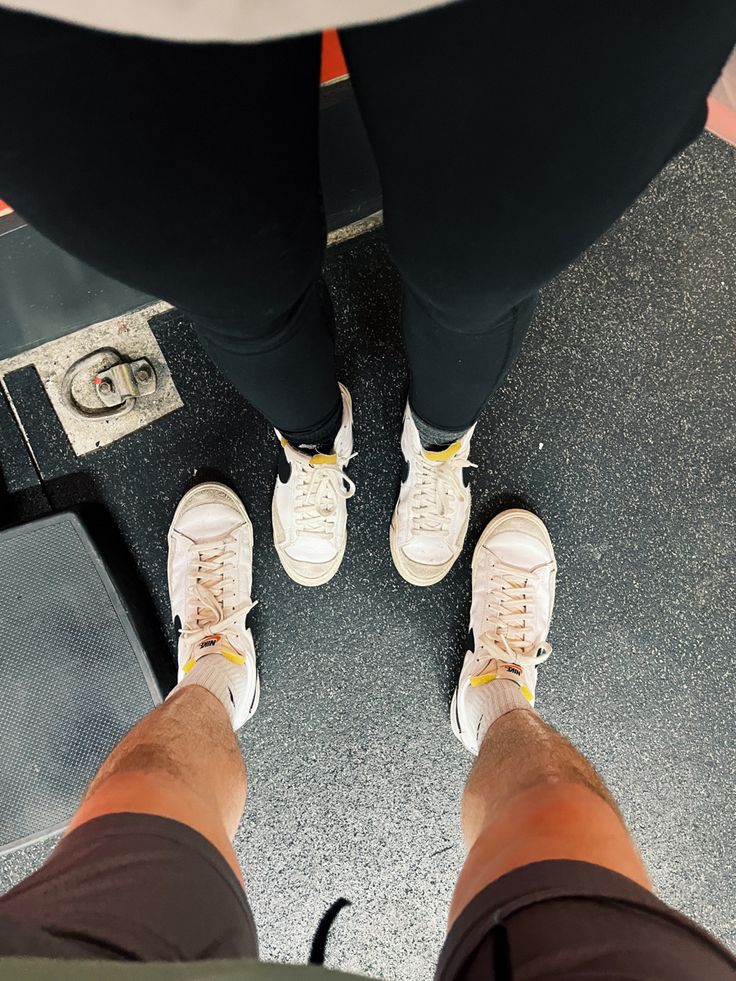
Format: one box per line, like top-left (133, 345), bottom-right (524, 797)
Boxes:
top-left (0, 513), bottom-right (161, 854)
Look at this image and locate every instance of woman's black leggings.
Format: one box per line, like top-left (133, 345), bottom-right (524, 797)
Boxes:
top-left (1, 3), bottom-right (734, 443)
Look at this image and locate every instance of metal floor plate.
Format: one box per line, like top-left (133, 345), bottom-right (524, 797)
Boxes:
top-left (0, 302), bottom-right (181, 456)
top-left (0, 513), bottom-right (161, 853)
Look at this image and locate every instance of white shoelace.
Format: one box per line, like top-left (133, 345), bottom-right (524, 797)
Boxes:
top-left (411, 454), bottom-right (477, 533)
top-left (478, 557), bottom-right (552, 667)
top-left (294, 459), bottom-right (356, 538)
top-left (180, 535), bottom-right (257, 650)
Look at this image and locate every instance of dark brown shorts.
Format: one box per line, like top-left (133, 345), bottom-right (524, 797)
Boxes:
top-left (0, 814), bottom-right (733, 980)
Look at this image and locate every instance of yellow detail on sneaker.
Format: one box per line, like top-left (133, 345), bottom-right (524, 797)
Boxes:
top-left (470, 672), bottom-right (497, 687)
top-left (422, 440), bottom-right (461, 463)
top-left (183, 649), bottom-right (243, 672)
top-left (311, 452), bottom-right (338, 465)
top-left (469, 673), bottom-right (534, 702)
top-left (280, 437), bottom-right (288, 447)
top-left (221, 649), bottom-right (245, 666)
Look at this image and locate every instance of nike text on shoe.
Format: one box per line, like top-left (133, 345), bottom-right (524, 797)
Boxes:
top-left (272, 383), bottom-right (355, 586)
top-left (167, 482), bottom-right (260, 730)
top-left (451, 509), bottom-right (557, 754)
top-left (390, 404), bottom-right (477, 586)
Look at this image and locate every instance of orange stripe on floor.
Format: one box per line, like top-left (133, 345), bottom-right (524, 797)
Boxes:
top-left (321, 30), bottom-right (348, 84)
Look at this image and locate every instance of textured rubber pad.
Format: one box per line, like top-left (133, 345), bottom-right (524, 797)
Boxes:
top-left (0, 513), bottom-right (161, 853)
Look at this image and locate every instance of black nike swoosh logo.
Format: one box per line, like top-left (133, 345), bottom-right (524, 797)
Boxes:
top-left (454, 692), bottom-right (463, 733)
top-left (278, 446), bottom-right (292, 484)
top-left (249, 674), bottom-right (260, 711)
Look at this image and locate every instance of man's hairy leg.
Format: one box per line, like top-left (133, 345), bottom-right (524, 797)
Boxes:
top-left (449, 707), bottom-right (649, 927)
top-left (68, 685), bottom-right (246, 882)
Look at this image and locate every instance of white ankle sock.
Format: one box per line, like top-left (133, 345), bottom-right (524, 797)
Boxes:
top-left (169, 654), bottom-right (238, 725)
top-left (476, 680), bottom-right (534, 747)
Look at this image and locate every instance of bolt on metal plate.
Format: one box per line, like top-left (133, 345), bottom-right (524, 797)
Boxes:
top-left (95, 358), bottom-right (157, 408)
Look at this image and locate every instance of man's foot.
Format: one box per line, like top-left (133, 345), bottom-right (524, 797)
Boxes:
top-left (272, 383), bottom-right (355, 586)
top-left (451, 509), bottom-right (557, 754)
top-left (390, 404), bottom-right (476, 586)
top-left (167, 482), bottom-right (260, 729)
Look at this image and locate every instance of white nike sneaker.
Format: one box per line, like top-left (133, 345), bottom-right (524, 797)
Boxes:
top-left (390, 404), bottom-right (477, 586)
top-left (167, 482), bottom-right (260, 729)
top-left (451, 509), bottom-right (557, 754)
top-left (272, 383), bottom-right (355, 587)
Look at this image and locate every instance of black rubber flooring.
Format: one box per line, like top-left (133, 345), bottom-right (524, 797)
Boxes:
top-left (0, 133), bottom-right (734, 977)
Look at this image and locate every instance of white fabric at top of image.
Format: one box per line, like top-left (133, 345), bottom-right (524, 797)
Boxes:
top-left (0, 0), bottom-right (456, 41)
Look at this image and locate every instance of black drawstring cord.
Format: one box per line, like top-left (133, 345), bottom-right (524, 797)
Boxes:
top-left (309, 897), bottom-right (352, 965)
top-left (309, 899), bottom-right (509, 976)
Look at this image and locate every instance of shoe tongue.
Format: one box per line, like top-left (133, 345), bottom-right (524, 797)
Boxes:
top-left (309, 452), bottom-right (338, 466)
top-left (298, 443), bottom-right (338, 466)
top-left (278, 435), bottom-right (333, 467)
top-left (195, 633), bottom-right (237, 658)
top-left (421, 440), bottom-right (461, 463)
top-left (470, 659), bottom-right (534, 704)
top-left (494, 660), bottom-right (525, 683)
top-left (471, 657), bottom-right (524, 687)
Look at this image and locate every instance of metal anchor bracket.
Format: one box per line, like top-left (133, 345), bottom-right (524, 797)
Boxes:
top-left (61, 348), bottom-right (158, 419)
